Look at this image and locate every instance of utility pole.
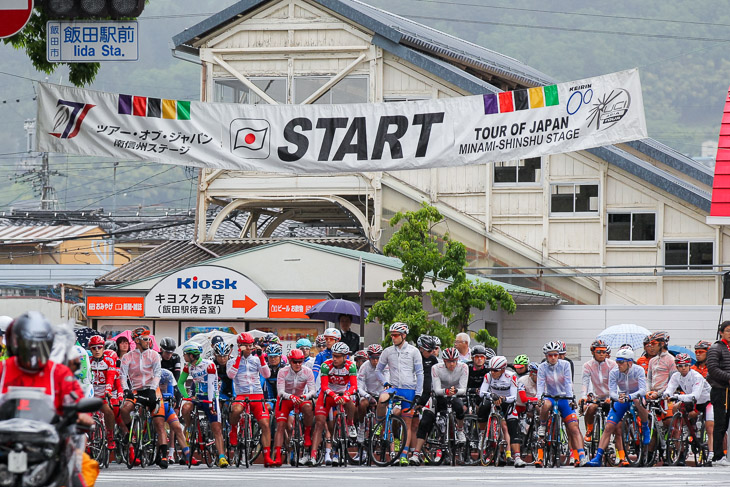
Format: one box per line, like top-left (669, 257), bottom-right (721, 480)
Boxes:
top-left (15, 119), bottom-right (61, 210)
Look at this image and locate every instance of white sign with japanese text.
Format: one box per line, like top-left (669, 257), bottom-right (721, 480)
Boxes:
top-left (37, 69), bottom-right (647, 173)
top-left (144, 265), bottom-right (268, 319)
top-left (46, 20), bottom-right (138, 63)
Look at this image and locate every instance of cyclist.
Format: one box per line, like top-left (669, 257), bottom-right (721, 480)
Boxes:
top-left (103, 347), bottom-right (124, 427)
top-left (274, 348), bottom-right (316, 467)
top-left (226, 332), bottom-right (274, 467)
top-left (357, 344), bottom-right (387, 443)
top-left (432, 336), bottom-right (442, 362)
top-left (376, 322), bottom-right (424, 466)
top-left (467, 345), bottom-right (490, 396)
top-left (478, 355), bottom-right (526, 467)
top-left (313, 328), bottom-right (340, 379)
top-left (311, 341), bottom-right (358, 466)
top-left (663, 352), bottom-right (713, 462)
top-left (211, 338), bottom-right (234, 401)
top-left (586, 347), bottom-right (649, 466)
top-left (263, 343), bottom-right (285, 412)
top-left (645, 331), bottom-right (677, 432)
top-left (315, 335), bottom-right (327, 355)
top-left (159, 367), bottom-right (192, 465)
top-left (535, 341), bottom-right (586, 467)
top-left (580, 340), bottom-right (616, 445)
top-left (119, 327), bottom-right (169, 468)
top-left (557, 340), bottom-right (575, 381)
top-left (516, 361), bottom-right (539, 414)
top-left (413, 335), bottom-right (440, 457)
top-left (692, 340), bottom-right (712, 378)
top-left (511, 354), bottom-right (530, 378)
top-left (353, 350), bottom-right (369, 369)
top-left (159, 337), bottom-right (182, 380)
top-left (88, 335), bottom-right (117, 450)
top-left (296, 338), bottom-right (315, 369)
top-left (636, 335), bottom-right (654, 373)
top-left (410, 348), bottom-right (468, 465)
top-left (178, 342), bottom-right (228, 468)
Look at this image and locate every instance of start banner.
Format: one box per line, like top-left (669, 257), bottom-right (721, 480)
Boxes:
top-left (37, 69), bottom-right (647, 174)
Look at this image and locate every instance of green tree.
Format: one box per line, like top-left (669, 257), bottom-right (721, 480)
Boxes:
top-left (368, 202), bottom-right (516, 348)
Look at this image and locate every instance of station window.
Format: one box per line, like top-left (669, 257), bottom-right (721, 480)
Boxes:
top-left (294, 76), bottom-right (369, 104)
top-left (550, 183), bottom-right (599, 215)
top-left (214, 77), bottom-right (287, 105)
top-left (607, 212), bottom-right (656, 243)
top-left (493, 157), bottom-right (542, 185)
top-left (664, 241), bottom-right (714, 271)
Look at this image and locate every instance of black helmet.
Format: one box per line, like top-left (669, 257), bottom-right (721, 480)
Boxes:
top-left (159, 337), bottom-right (177, 352)
top-left (471, 345), bottom-right (488, 357)
top-left (416, 335), bottom-right (436, 352)
top-left (104, 340), bottom-right (117, 352)
top-left (10, 312), bottom-right (54, 373)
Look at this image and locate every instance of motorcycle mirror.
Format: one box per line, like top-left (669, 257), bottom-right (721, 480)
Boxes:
top-left (74, 397), bottom-right (103, 413)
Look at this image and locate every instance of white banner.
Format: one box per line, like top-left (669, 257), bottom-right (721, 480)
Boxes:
top-left (37, 69), bottom-right (647, 174)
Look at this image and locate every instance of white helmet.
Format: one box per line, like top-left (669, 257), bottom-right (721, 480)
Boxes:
top-left (323, 328), bottom-right (341, 340)
top-left (489, 356), bottom-right (508, 370)
top-left (615, 348), bottom-right (635, 362)
top-left (0, 316), bottom-right (12, 334)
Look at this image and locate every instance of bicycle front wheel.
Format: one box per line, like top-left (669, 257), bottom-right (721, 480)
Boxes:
top-left (369, 416), bottom-right (406, 466)
top-left (666, 414), bottom-right (685, 466)
top-left (457, 415), bottom-right (481, 466)
top-left (621, 415), bottom-right (642, 466)
top-left (127, 417), bottom-right (142, 469)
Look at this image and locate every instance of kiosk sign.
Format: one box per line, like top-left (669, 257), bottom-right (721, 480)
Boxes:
top-left (47, 20), bottom-right (138, 62)
top-left (145, 265), bottom-right (268, 319)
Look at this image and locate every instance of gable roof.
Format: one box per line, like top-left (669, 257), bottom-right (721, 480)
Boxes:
top-left (172, 0), bottom-right (712, 212)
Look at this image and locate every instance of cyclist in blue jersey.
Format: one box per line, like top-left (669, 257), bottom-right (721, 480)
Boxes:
top-left (159, 368), bottom-right (192, 465)
top-left (313, 328), bottom-right (340, 379)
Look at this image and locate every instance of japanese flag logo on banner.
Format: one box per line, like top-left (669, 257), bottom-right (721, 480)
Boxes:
top-left (230, 118), bottom-right (270, 159)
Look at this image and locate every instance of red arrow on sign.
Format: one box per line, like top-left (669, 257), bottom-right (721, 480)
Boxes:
top-left (0, 0), bottom-right (33, 39)
top-left (232, 296), bottom-right (258, 313)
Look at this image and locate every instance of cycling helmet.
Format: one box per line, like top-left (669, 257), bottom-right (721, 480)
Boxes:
top-left (471, 345), bottom-right (488, 357)
top-left (441, 347), bottom-right (459, 361)
top-left (695, 340), bottom-right (712, 351)
top-left (296, 338), bottom-right (312, 349)
top-left (104, 340), bottom-right (117, 352)
top-left (514, 354), bottom-right (529, 365)
top-left (266, 344), bottom-right (283, 357)
top-left (542, 341), bottom-right (561, 354)
top-left (159, 337), bottom-right (176, 352)
top-left (131, 327), bottom-right (149, 340)
top-left (389, 322), bottom-right (409, 335)
top-left (211, 335), bottom-right (224, 347)
top-left (0, 316), bottom-right (11, 336)
top-left (182, 343), bottom-right (203, 357)
top-left (643, 335), bottom-right (651, 345)
top-left (490, 356), bottom-right (508, 370)
top-left (417, 335), bottom-right (436, 351)
top-left (354, 350), bottom-right (369, 361)
top-left (331, 342), bottom-right (350, 356)
top-left (10, 312), bottom-right (54, 373)
top-left (367, 344), bottom-right (383, 356)
top-left (268, 335), bottom-right (281, 344)
top-left (674, 353), bottom-right (692, 366)
top-left (484, 348), bottom-right (496, 359)
top-left (213, 341), bottom-right (231, 357)
top-left (528, 361), bottom-right (539, 373)
top-left (618, 344), bottom-right (633, 351)
top-left (323, 328), bottom-right (342, 340)
top-left (287, 349), bottom-right (305, 361)
top-left (432, 336), bottom-right (441, 347)
top-left (590, 339), bottom-right (608, 351)
top-left (648, 331), bottom-right (669, 344)
top-left (88, 335), bottom-right (105, 348)
top-left (315, 335), bottom-right (326, 348)
top-left (264, 332), bottom-right (277, 343)
top-left (556, 341), bottom-right (567, 353)
top-left (615, 348), bottom-right (635, 362)
top-left (237, 332), bottom-right (254, 345)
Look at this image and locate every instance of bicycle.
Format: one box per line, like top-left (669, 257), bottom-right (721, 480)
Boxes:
top-left (460, 393), bottom-right (481, 466)
top-left (644, 399), bottom-right (669, 466)
top-left (183, 398), bottom-right (216, 468)
top-left (519, 401), bottom-right (540, 465)
top-left (231, 397), bottom-right (264, 468)
top-left (666, 397), bottom-right (710, 467)
top-left (126, 394), bottom-right (158, 469)
top-left (330, 401), bottom-right (354, 467)
top-left (87, 410), bottom-right (109, 468)
top-left (619, 399), bottom-right (645, 467)
top-left (348, 394), bottom-right (376, 466)
top-left (540, 394), bottom-right (573, 468)
top-left (421, 394), bottom-right (465, 466)
top-left (479, 394), bottom-right (507, 466)
top-left (582, 398), bottom-right (617, 466)
top-left (369, 393), bottom-right (410, 466)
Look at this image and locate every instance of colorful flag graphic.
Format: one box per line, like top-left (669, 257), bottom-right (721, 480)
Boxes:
top-left (118, 94), bottom-right (191, 120)
top-left (483, 84), bottom-right (559, 115)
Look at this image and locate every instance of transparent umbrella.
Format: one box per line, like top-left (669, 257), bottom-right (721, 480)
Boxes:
top-left (596, 324), bottom-right (651, 350)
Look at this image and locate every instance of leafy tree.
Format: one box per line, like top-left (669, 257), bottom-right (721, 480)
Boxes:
top-left (3, 10), bottom-right (99, 86)
top-left (368, 202), bottom-right (516, 348)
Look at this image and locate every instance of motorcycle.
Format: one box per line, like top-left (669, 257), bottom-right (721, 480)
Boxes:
top-left (0, 387), bottom-right (102, 487)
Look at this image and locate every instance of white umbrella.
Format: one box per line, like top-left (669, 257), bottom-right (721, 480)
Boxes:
top-left (596, 324), bottom-right (651, 350)
top-left (178, 328), bottom-right (270, 359)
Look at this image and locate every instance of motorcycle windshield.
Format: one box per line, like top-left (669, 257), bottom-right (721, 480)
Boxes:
top-left (0, 387), bottom-right (56, 423)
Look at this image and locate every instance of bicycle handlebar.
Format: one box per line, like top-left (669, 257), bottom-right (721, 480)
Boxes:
top-left (182, 398), bottom-right (213, 404)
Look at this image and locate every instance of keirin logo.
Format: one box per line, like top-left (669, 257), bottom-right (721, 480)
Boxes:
top-left (49, 99), bottom-right (95, 139)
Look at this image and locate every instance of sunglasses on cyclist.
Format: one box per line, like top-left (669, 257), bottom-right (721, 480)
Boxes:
top-left (616, 358), bottom-right (633, 363)
top-left (594, 349), bottom-right (608, 354)
top-left (90, 345), bottom-right (104, 351)
top-left (139, 336), bottom-right (151, 342)
top-left (290, 360), bottom-right (304, 365)
top-left (546, 353), bottom-right (559, 358)
top-left (677, 364), bottom-right (690, 368)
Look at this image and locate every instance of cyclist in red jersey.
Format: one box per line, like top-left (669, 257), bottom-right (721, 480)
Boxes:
top-left (88, 335), bottom-right (118, 449)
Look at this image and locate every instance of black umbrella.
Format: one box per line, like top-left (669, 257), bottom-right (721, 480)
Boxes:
top-left (74, 326), bottom-right (104, 348)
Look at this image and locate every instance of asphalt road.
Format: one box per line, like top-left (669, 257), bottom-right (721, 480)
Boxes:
top-left (97, 463), bottom-right (727, 487)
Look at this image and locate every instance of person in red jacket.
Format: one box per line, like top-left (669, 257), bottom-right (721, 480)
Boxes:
top-left (0, 312), bottom-right (89, 423)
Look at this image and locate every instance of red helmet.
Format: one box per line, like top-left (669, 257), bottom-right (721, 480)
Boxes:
top-left (88, 335), bottom-right (105, 348)
top-left (674, 353), bottom-right (692, 366)
top-left (441, 347), bottom-right (459, 361)
top-left (237, 332), bottom-right (254, 345)
top-left (287, 349), bottom-right (305, 361)
top-left (132, 327), bottom-right (150, 340)
top-left (695, 340), bottom-right (712, 351)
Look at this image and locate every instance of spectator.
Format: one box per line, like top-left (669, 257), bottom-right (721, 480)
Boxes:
top-left (707, 321), bottom-right (730, 465)
top-left (454, 333), bottom-right (471, 363)
top-left (338, 314), bottom-right (360, 352)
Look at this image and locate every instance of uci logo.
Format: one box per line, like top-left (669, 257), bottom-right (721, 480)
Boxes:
top-left (230, 118), bottom-right (271, 159)
top-left (49, 99), bottom-right (95, 139)
top-left (587, 88), bottom-right (631, 131)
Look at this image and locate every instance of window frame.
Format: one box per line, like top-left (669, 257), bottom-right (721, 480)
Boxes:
top-left (606, 211), bottom-right (657, 245)
top-left (549, 181), bottom-right (600, 217)
top-left (492, 157), bottom-right (543, 187)
top-left (293, 75), bottom-right (370, 105)
top-left (663, 239), bottom-right (715, 272)
top-left (213, 76), bottom-right (288, 105)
